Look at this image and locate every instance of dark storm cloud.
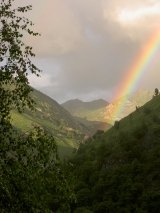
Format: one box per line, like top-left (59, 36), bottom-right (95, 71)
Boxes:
top-left (15, 0), bottom-right (160, 103)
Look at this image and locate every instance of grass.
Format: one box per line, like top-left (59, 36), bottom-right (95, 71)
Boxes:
top-left (11, 111), bottom-right (33, 132)
top-left (11, 107), bottom-right (82, 159)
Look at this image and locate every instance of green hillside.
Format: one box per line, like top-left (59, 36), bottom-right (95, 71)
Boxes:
top-left (11, 89), bottom-right (94, 158)
top-left (73, 116), bottom-right (112, 133)
top-left (66, 94), bottom-right (160, 212)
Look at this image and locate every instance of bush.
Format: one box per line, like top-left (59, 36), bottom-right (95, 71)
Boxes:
top-left (151, 114), bottom-right (159, 123)
top-left (92, 130), bottom-right (104, 139)
top-left (133, 123), bottom-right (148, 139)
top-left (143, 106), bottom-right (151, 115)
top-left (74, 207), bottom-right (93, 213)
top-left (76, 189), bottom-right (91, 206)
top-left (114, 121), bottom-right (120, 130)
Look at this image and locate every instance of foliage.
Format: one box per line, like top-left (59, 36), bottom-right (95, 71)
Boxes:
top-left (155, 88), bottom-right (159, 96)
top-left (0, 0), bottom-right (41, 118)
top-left (67, 96), bottom-right (160, 212)
top-left (143, 106), bottom-right (151, 115)
top-left (74, 207), bottom-right (93, 213)
top-left (92, 129), bottom-right (104, 139)
top-left (0, 124), bottom-right (75, 212)
top-left (114, 120), bottom-right (120, 130)
top-left (133, 123), bottom-right (148, 139)
top-left (0, 1), bottom-right (76, 212)
top-left (151, 113), bottom-right (159, 123)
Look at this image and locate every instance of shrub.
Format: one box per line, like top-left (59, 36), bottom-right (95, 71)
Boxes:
top-left (133, 123), bottom-right (148, 139)
top-left (143, 106), bottom-right (151, 115)
top-left (114, 120), bottom-right (120, 130)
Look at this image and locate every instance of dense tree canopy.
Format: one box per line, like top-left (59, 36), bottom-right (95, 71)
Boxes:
top-left (67, 97), bottom-right (160, 213)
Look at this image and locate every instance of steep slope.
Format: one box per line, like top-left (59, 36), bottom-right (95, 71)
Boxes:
top-left (11, 89), bottom-right (92, 158)
top-left (63, 89), bottom-right (153, 124)
top-left (62, 99), bottom-right (111, 131)
top-left (67, 94), bottom-right (160, 212)
top-left (73, 116), bottom-right (112, 134)
top-left (102, 89), bottom-right (154, 123)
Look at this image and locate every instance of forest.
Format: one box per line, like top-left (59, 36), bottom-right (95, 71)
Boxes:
top-left (0, 1), bottom-right (160, 213)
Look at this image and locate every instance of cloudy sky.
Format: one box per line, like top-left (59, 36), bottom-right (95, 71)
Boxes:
top-left (15, 0), bottom-right (160, 103)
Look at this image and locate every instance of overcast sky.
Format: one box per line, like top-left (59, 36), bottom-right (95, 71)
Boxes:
top-left (15, 0), bottom-right (160, 103)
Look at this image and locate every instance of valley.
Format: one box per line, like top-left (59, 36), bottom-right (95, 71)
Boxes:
top-left (11, 89), bottom-right (111, 158)
top-left (1, 1), bottom-right (160, 212)
top-left (11, 88), bottom-right (154, 158)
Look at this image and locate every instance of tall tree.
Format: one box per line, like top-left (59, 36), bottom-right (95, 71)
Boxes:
top-left (155, 88), bottom-right (159, 96)
top-left (0, 1), bottom-right (75, 212)
top-left (0, 0), bottom-right (41, 120)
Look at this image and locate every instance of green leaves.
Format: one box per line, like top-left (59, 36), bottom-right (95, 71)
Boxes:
top-left (0, 1), bottom-right (41, 119)
top-left (0, 1), bottom-right (76, 212)
top-left (0, 122), bottom-right (73, 212)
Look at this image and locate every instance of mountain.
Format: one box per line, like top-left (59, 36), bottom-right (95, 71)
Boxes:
top-left (91, 89), bottom-right (154, 124)
top-left (61, 98), bottom-right (109, 116)
top-left (62, 89), bottom-right (154, 124)
top-left (11, 89), bottom-right (94, 158)
top-left (67, 94), bottom-right (160, 212)
top-left (61, 98), bottom-right (111, 132)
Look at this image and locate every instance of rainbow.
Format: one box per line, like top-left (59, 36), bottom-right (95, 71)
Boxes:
top-left (110, 29), bottom-right (160, 122)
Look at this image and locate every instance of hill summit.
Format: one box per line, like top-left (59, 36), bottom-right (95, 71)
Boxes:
top-left (61, 98), bottom-right (109, 116)
top-left (62, 89), bottom-right (154, 124)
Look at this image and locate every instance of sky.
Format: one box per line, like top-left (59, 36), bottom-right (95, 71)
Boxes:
top-left (14, 0), bottom-right (160, 103)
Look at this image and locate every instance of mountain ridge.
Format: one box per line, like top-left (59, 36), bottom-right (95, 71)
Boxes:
top-left (61, 98), bottom-right (109, 116)
top-left (11, 88), bottom-right (111, 158)
top-left (62, 89), bottom-right (154, 124)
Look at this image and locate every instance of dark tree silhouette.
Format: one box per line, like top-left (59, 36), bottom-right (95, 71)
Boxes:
top-left (155, 88), bottom-right (159, 96)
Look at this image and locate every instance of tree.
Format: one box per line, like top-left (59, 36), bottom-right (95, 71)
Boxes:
top-left (114, 120), bottom-right (120, 130)
top-left (0, 1), bottom-right (75, 212)
top-left (154, 88), bottom-right (159, 96)
top-left (0, 0), bottom-right (41, 120)
top-left (143, 106), bottom-right (151, 115)
top-left (92, 130), bottom-right (104, 139)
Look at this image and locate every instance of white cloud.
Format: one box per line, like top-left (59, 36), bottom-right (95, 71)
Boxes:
top-left (116, 1), bottom-right (160, 27)
top-left (28, 73), bottom-right (58, 88)
top-left (118, 6), bottom-right (160, 24)
top-left (102, 0), bottom-right (160, 42)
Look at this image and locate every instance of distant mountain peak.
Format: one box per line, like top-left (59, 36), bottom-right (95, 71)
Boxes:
top-left (62, 99), bottom-right (83, 105)
top-left (61, 98), bottom-right (109, 115)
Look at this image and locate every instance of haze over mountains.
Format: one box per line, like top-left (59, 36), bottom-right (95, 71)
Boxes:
top-left (62, 89), bottom-right (154, 124)
top-left (61, 98), bottom-right (109, 116)
top-left (62, 98), bottom-right (108, 111)
top-left (11, 87), bottom-right (155, 158)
